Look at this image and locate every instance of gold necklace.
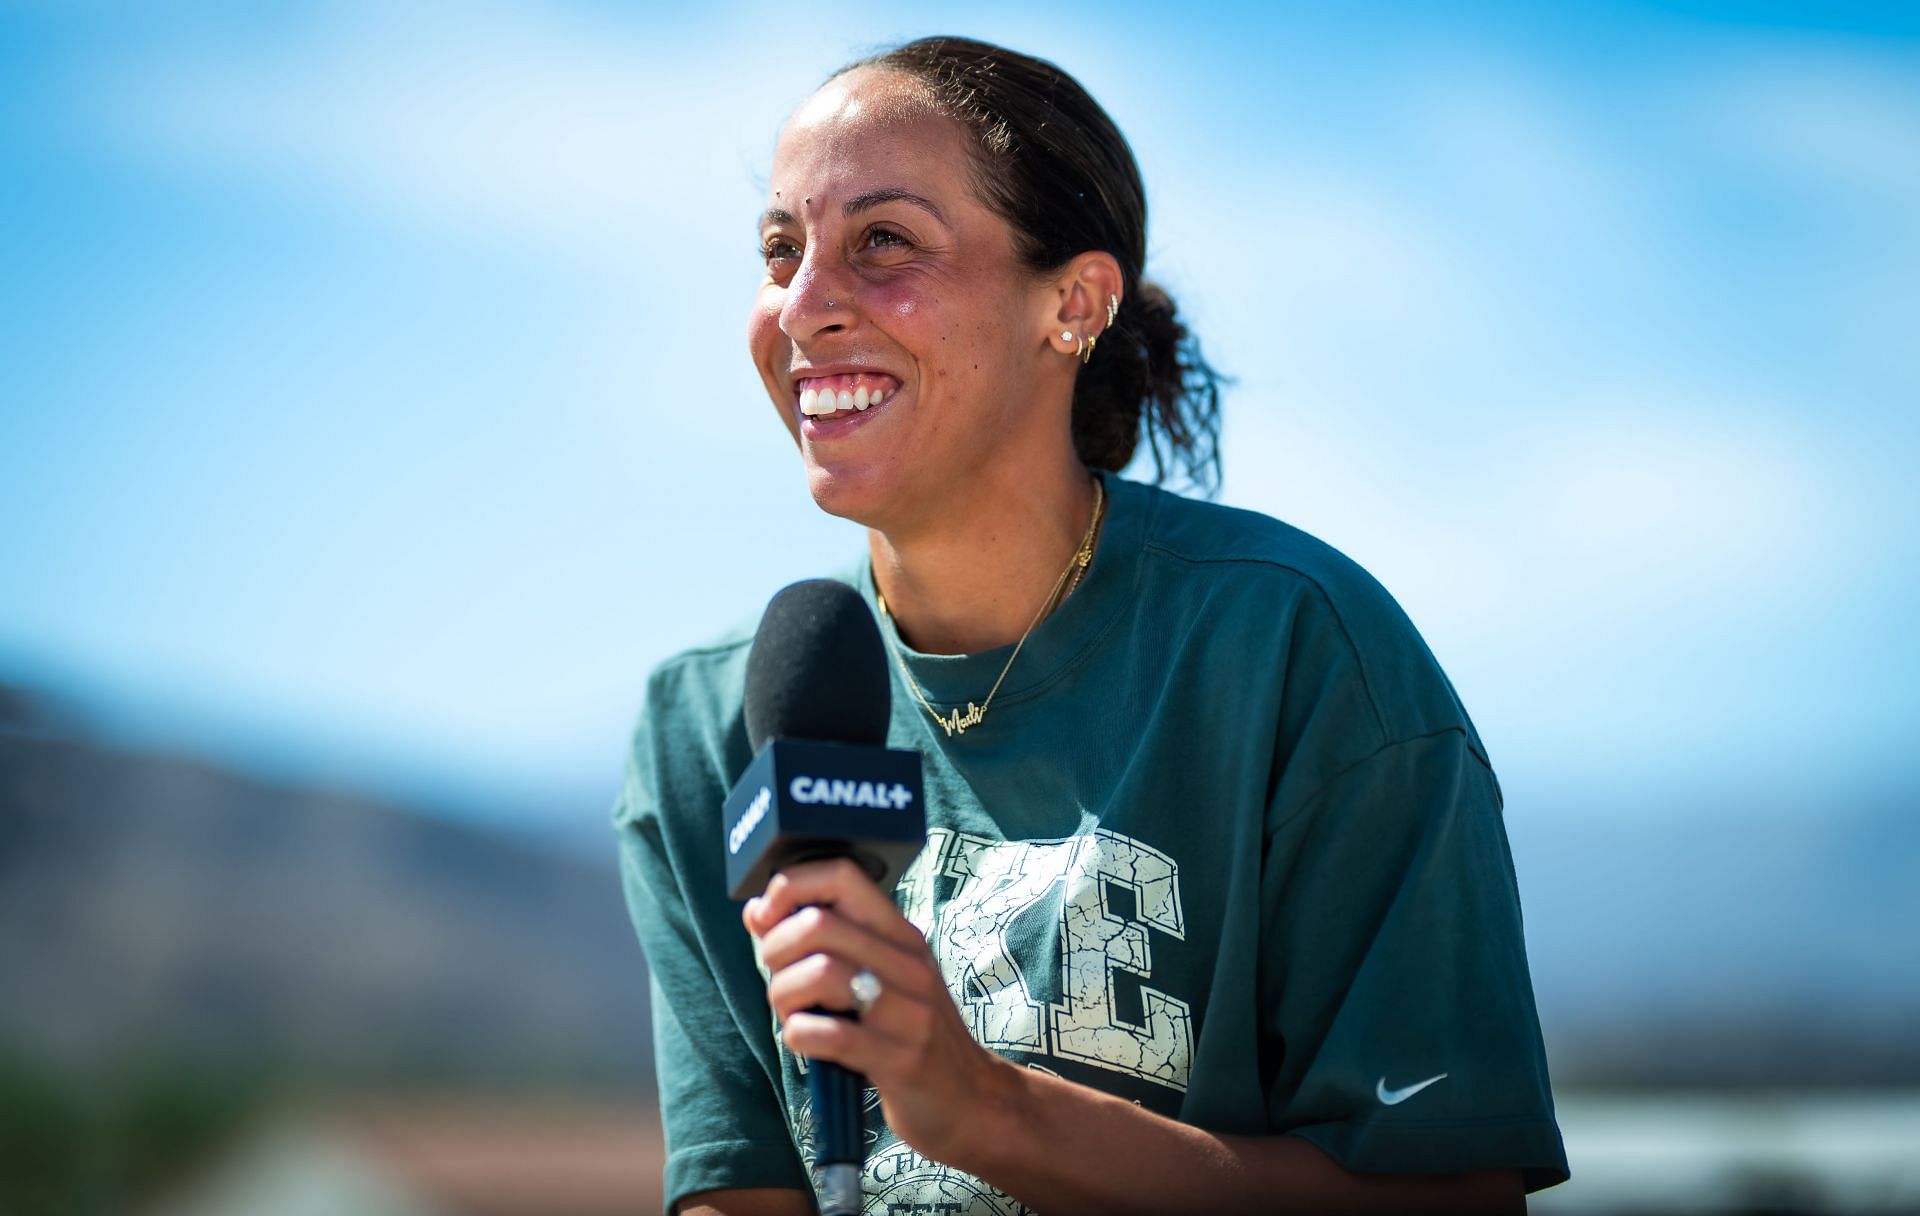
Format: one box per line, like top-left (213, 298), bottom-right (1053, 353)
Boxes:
top-left (878, 477), bottom-right (1104, 739)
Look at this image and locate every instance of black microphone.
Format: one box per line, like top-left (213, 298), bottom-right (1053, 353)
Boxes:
top-left (722, 579), bottom-right (927, 1215)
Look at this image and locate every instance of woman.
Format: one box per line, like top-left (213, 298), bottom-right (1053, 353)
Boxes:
top-left (616, 36), bottom-right (1568, 1216)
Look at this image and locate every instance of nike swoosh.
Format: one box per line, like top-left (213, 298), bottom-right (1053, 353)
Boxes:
top-left (1376, 1072), bottom-right (1449, 1105)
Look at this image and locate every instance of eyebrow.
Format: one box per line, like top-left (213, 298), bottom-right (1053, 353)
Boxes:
top-left (757, 189), bottom-right (948, 233)
top-left (843, 188), bottom-right (946, 224)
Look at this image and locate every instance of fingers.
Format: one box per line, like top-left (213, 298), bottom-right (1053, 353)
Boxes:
top-left (778, 989), bottom-right (940, 1076)
top-left (777, 984), bottom-right (954, 1093)
top-left (745, 858), bottom-right (927, 953)
top-left (740, 857), bottom-right (954, 1082)
top-left (759, 926), bottom-right (931, 1078)
top-left (764, 952), bottom-right (888, 1025)
top-left (778, 1009), bottom-right (877, 1069)
top-left (739, 863), bottom-right (1007, 1165)
top-left (751, 903), bottom-right (935, 1003)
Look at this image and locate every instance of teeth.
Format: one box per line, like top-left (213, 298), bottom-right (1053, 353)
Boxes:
top-left (797, 381), bottom-right (895, 416)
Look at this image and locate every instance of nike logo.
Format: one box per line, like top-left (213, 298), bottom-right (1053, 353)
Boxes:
top-left (1376, 1072), bottom-right (1448, 1105)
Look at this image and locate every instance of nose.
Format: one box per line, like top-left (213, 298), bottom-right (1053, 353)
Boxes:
top-left (780, 246), bottom-right (856, 343)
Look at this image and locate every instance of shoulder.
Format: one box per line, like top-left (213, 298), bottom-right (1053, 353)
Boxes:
top-left (1136, 481), bottom-right (1384, 603)
top-left (1127, 480), bottom-right (1486, 759)
top-left (613, 621), bottom-right (756, 832)
top-left (637, 559), bottom-right (865, 725)
top-left (615, 564), bottom-right (865, 827)
top-left (641, 623), bottom-right (755, 726)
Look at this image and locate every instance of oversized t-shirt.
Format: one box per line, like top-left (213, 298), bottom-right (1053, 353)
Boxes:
top-left (614, 471), bottom-right (1569, 1213)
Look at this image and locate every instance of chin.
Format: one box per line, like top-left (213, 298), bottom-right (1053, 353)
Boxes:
top-left (801, 459), bottom-right (899, 529)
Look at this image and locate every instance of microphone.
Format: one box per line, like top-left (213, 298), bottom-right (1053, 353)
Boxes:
top-left (722, 579), bottom-right (927, 1215)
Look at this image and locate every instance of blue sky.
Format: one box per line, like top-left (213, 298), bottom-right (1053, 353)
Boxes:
top-left (2, 1), bottom-right (1915, 834)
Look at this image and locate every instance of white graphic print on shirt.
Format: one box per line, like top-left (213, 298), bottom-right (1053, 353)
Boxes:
top-left (828, 827), bottom-right (1191, 1214)
top-left (901, 827), bottom-right (1193, 1090)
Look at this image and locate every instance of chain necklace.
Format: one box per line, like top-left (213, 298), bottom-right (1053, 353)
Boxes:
top-left (877, 477), bottom-right (1105, 739)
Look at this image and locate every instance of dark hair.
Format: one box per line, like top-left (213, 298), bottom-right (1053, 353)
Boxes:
top-left (835, 36), bottom-right (1225, 495)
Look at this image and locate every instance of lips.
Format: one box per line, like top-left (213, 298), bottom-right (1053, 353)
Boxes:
top-left (795, 373), bottom-right (901, 418)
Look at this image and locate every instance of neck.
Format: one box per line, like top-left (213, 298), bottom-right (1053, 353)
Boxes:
top-left (871, 457), bottom-right (1097, 655)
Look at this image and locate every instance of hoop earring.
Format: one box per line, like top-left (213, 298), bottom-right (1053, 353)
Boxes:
top-left (1106, 293), bottom-right (1119, 327)
top-left (1081, 331), bottom-right (1098, 365)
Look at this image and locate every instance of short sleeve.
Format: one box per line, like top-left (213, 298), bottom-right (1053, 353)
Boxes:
top-left (1258, 728), bottom-right (1569, 1193)
top-left (613, 677), bottom-right (812, 1210)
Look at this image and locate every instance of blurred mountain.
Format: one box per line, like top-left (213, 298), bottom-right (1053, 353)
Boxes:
top-left (2, 674), bottom-right (1914, 1095)
top-left (1512, 793), bottom-right (1920, 1088)
top-left (0, 682), bottom-right (652, 1091)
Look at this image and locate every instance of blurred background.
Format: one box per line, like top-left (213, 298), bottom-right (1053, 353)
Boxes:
top-left (2, 2), bottom-right (1916, 1213)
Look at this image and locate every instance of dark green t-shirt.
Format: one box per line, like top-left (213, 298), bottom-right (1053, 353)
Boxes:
top-left (614, 471), bottom-right (1569, 1213)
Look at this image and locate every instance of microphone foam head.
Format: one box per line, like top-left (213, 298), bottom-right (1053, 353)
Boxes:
top-left (744, 579), bottom-right (891, 751)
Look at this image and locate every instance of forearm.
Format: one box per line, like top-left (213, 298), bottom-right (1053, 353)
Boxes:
top-left (676, 1188), bottom-right (814, 1216)
top-left (950, 1057), bottom-right (1523, 1216)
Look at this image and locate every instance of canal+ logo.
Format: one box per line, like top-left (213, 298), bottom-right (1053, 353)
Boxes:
top-left (727, 786), bottom-right (772, 855)
top-left (728, 777), bottom-right (915, 855)
top-left (789, 776), bottom-right (916, 811)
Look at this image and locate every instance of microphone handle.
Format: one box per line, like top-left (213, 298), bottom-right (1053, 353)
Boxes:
top-left (793, 864), bottom-right (869, 1215)
top-left (807, 1046), bottom-right (866, 1215)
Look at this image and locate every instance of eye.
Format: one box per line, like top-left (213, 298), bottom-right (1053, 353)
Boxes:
top-left (760, 236), bottom-right (801, 265)
top-left (865, 227), bottom-right (909, 250)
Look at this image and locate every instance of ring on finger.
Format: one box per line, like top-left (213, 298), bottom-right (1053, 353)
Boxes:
top-left (849, 967), bottom-right (882, 1016)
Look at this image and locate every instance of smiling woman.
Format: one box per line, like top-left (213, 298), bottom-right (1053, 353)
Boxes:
top-left (615, 34), bottom-right (1567, 1216)
top-left (745, 46), bottom-right (1218, 608)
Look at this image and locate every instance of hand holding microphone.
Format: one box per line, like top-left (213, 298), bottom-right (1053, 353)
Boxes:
top-left (743, 856), bottom-right (1018, 1182)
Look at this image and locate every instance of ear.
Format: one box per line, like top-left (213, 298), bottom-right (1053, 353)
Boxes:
top-left (1042, 251), bottom-right (1125, 358)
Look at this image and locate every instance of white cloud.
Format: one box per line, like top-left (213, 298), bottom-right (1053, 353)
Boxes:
top-left (1225, 386), bottom-right (1887, 806)
top-left (1690, 42), bottom-right (1920, 202)
top-left (83, 1), bottom-right (804, 267)
top-left (1513, 396), bottom-right (1842, 586)
top-left (1408, 49), bottom-right (1656, 235)
top-left (1223, 376), bottom-right (1865, 715)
